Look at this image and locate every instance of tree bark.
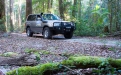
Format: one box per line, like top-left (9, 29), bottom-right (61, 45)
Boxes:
top-left (42, 1), bottom-right (45, 12)
top-left (26, 0), bottom-right (32, 18)
top-left (72, 0), bottom-right (77, 18)
top-left (47, 0), bottom-right (51, 13)
top-left (0, 0), bottom-right (6, 32)
top-left (9, 0), bottom-right (14, 32)
top-left (59, 0), bottom-right (65, 20)
top-left (47, 0), bottom-right (53, 13)
top-left (108, 0), bottom-right (113, 33)
top-left (18, 0), bottom-right (22, 30)
top-left (78, 0), bottom-right (82, 19)
top-left (116, 0), bottom-right (120, 31)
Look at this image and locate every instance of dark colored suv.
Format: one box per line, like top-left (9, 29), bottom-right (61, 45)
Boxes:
top-left (25, 13), bottom-right (76, 39)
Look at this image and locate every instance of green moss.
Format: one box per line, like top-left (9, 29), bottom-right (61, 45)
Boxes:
top-left (25, 48), bottom-right (39, 54)
top-left (7, 56), bottom-right (121, 75)
top-left (61, 56), bottom-right (121, 69)
top-left (61, 56), bottom-right (106, 67)
top-left (2, 52), bottom-right (18, 57)
top-left (36, 63), bottom-right (59, 74)
top-left (25, 48), bottom-right (50, 55)
top-left (7, 63), bottom-right (59, 75)
top-left (108, 58), bottom-right (121, 68)
top-left (40, 50), bottom-right (51, 55)
top-left (7, 66), bottom-right (39, 75)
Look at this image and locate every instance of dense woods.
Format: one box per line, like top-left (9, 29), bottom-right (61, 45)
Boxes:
top-left (0, 0), bottom-right (121, 75)
top-left (0, 0), bottom-right (121, 36)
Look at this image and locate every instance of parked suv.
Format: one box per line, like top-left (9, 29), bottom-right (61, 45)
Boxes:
top-left (25, 13), bottom-right (76, 39)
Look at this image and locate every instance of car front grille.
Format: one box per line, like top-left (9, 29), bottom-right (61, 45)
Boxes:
top-left (62, 22), bottom-right (71, 26)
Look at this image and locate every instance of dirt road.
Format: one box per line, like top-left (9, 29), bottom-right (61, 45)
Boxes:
top-left (13, 33), bottom-right (121, 47)
top-left (0, 32), bottom-right (121, 74)
top-left (0, 33), bottom-right (121, 58)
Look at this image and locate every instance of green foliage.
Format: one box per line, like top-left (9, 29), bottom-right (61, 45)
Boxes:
top-left (0, 19), bottom-right (6, 32)
top-left (74, 19), bottom-right (89, 36)
top-left (25, 48), bottom-right (51, 62)
top-left (75, 5), bottom-right (110, 36)
top-left (25, 48), bottom-right (38, 54)
top-left (25, 48), bottom-right (50, 55)
top-left (93, 59), bottom-right (118, 75)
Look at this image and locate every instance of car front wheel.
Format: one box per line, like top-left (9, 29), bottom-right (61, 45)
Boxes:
top-left (26, 27), bottom-right (33, 37)
top-left (43, 27), bottom-right (52, 39)
top-left (64, 32), bottom-right (73, 39)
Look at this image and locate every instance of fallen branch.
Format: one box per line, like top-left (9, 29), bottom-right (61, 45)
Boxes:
top-left (7, 56), bottom-right (121, 75)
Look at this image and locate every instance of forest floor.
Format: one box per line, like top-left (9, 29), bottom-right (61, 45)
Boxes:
top-left (0, 32), bottom-right (121, 74)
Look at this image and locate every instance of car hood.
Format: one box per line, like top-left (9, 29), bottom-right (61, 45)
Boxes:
top-left (44, 20), bottom-right (70, 23)
top-left (42, 20), bottom-right (71, 27)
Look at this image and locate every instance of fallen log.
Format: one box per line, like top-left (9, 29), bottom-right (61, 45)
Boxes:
top-left (0, 54), bottom-right (38, 66)
top-left (61, 56), bottom-right (121, 69)
top-left (7, 56), bottom-right (121, 75)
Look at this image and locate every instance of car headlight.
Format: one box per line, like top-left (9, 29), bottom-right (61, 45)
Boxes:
top-left (53, 22), bottom-right (60, 26)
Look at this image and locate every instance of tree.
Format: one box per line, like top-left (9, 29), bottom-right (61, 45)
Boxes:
top-left (47, 0), bottom-right (53, 13)
top-left (78, 0), bottom-right (82, 19)
top-left (9, 0), bottom-right (14, 32)
top-left (26, 0), bottom-right (32, 18)
top-left (72, 0), bottom-right (77, 18)
top-left (58, 0), bottom-right (65, 20)
top-left (18, 0), bottom-right (22, 30)
top-left (0, 0), bottom-right (6, 32)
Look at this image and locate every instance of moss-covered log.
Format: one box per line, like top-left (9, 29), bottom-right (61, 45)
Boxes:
top-left (7, 56), bottom-right (121, 75)
top-left (61, 56), bottom-right (121, 69)
top-left (7, 63), bottom-right (59, 75)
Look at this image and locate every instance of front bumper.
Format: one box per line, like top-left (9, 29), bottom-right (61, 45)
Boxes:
top-left (50, 22), bottom-right (76, 34)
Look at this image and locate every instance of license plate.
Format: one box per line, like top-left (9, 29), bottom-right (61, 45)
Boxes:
top-left (66, 27), bottom-right (71, 28)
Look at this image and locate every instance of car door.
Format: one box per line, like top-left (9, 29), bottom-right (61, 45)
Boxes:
top-left (26, 15), bottom-right (37, 32)
top-left (34, 15), bottom-right (43, 33)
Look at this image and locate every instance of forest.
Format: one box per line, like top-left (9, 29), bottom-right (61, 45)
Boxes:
top-left (0, 0), bottom-right (121, 36)
top-left (0, 0), bottom-right (121, 75)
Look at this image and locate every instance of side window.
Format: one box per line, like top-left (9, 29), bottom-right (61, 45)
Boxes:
top-left (27, 15), bottom-right (36, 21)
top-left (27, 15), bottom-right (32, 21)
top-left (36, 15), bottom-right (41, 21)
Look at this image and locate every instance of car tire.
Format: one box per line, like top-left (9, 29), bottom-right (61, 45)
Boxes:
top-left (26, 27), bottom-right (33, 37)
top-left (43, 27), bottom-right (52, 39)
top-left (64, 32), bottom-right (73, 39)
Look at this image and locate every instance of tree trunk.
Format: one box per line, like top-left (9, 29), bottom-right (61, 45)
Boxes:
top-left (108, 0), bottom-right (113, 33)
top-left (47, 0), bottom-right (51, 12)
top-left (26, 0), bottom-right (32, 18)
top-left (78, 0), bottom-right (82, 19)
top-left (72, 0), bottom-right (77, 18)
top-left (51, 0), bottom-right (53, 8)
top-left (59, 0), bottom-right (65, 20)
top-left (116, 0), bottom-right (120, 31)
top-left (42, 1), bottom-right (45, 12)
top-left (9, 0), bottom-right (14, 32)
top-left (0, 0), bottom-right (6, 32)
top-left (47, 0), bottom-right (53, 13)
top-left (18, 0), bottom-right (22, 31)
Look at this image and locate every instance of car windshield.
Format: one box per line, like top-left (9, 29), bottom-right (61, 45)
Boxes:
top-left (42, 14), bottom-right (61, 20)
